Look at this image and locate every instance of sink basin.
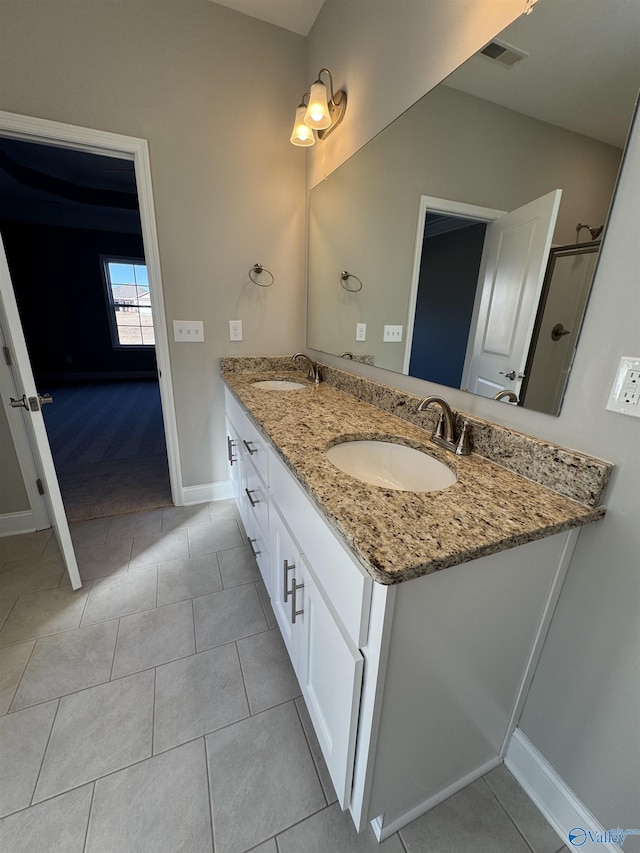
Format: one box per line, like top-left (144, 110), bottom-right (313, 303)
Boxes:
top-left (326, 440), bottom-right (457, 492)
top-left (251, 380), bottom-right (306, 391)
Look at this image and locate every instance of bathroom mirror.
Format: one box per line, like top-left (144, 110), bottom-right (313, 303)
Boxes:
top-left (307, 0), bottom-right (640, 415)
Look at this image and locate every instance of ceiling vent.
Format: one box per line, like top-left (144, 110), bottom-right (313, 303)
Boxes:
top-left (480, 40), bottom-right (528, 68)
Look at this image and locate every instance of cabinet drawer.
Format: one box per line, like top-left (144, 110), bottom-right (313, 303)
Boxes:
top-left (244, 507), bottom-right (270, 588)
top-left (224, 387), bottom-right (246, 434)
top-left (270, 450), bottom-right (372, 648)
top-left (244, 457), bottom-right (269, 540)
top-left (224, 387), bottom-right (269, 483)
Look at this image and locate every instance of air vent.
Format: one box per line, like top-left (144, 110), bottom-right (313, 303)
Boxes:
top-left (480, 40), bottom-right (528, 68)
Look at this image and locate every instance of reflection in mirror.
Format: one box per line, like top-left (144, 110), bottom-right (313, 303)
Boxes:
top-left (307, 0), bottom-right (640, 415)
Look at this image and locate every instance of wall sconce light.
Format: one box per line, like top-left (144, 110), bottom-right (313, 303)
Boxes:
top-left (290, 68), bottom-right (347, 147)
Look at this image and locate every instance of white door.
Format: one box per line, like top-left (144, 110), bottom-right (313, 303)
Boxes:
top-left (462, 189), bottom-right (562, 400)
top-left (0, 234), bottom-right (81, 589)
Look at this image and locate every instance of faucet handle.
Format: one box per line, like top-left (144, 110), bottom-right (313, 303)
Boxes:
top-left (434, 412), bottom-right (446, 440)
top-left (455, 420), bottom-right (472, 456)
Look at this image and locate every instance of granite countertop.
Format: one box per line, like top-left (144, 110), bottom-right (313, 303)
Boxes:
top-left (223, 370), bottom-right (605, 585)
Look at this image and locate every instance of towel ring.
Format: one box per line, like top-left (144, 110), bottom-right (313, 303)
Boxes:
top-left (249, 263), bottom-right (274, 287)
top-left (340, 270), bottom-right (363, 292)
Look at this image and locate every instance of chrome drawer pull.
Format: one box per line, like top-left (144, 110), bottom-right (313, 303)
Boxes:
top-left (248, 538), bottom-right (261, 558)
top-left (283, 559), bottom-right (295, 603)
top-left (290, 580), bottom-right (304, 624)
top-left (227, 436), bottom-right (237, 465)
top-left (245, 488), bottom-right (259, 508)
top-left (243, 439), bottom-right (257, 455)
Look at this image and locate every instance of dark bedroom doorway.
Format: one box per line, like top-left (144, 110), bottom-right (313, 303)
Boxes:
top-left (0, 137), bottom-right (172, 522)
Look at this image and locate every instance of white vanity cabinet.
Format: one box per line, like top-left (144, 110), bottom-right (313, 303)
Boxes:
top-left (223, 386), bottom-right (579, 839)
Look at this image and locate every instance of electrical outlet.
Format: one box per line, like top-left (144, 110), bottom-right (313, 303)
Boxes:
top-left (356, 323), bottom-right (367, 341)
top-left (173, 320), bottom-right (204, 342)
top-left (229, 320), bottom-right (243, 341)
top-left (606, 356), bottom-right (640, 417)
top-left (383, 324), bottom-right (403, 342)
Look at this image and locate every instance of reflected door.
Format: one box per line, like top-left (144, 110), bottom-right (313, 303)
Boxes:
top-left (462, 189), bottom-right (562, 400)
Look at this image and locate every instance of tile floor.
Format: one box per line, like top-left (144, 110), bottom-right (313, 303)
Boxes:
top-left (0, 501), bottom-right (571, 853)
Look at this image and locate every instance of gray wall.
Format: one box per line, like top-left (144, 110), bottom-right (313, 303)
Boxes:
top-left (0, 0), bottom-right (307, 490)
top-left (307, 0), bottom-right (639, 830)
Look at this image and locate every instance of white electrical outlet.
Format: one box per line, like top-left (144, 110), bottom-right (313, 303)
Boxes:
top-left (356, 323), bottom-right (367, 341)
top-left (173, 320), bottom-right (204, 342)
top-left (229, 320), bottom-right (243, 341)
top-left (605, 356), bottom-right (640, 417)
top-left (383, 324), bottom-right (403, 342)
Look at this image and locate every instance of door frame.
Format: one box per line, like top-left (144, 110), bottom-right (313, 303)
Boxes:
top-left (0, 110), bottom-right (184, 509)
top-left (403, 196), bottom-right (505, 375)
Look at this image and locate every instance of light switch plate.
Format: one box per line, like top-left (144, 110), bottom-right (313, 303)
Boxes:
top-left (606, 356), bottom-right (640, 417)
top-left (383, 324), bottom-right (403, 342)
top-left (356, 323), bottom-right (367, 341)
top-left (173, 320), bottom-right (204, 342)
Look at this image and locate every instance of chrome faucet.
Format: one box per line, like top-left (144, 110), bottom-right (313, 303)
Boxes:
top-left (417, 396), bottom-right (471, 456)
top-left (292, 352), bottom-right (322, 384)
top-left (493, 389), bottom-right (519, 403)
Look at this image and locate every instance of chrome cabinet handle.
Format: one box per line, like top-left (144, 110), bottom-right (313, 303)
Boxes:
top-left (248, 537), bottom-right (261, 558)
top-left (245, 488), bottom-right (259, 508)
top-left (227, 436), bottom-right (237, 465)
top-left (283, 559), bottom-right (295, 602)
top-left (243, 439), bottom-right (257, 455)
top-left (290, 580), bottom-right (304, 624)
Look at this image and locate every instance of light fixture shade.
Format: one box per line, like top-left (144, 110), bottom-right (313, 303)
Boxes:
top-left (290, 105), bottom-right (315, 147)
top-left (305, 80), bottom-right (332, 130)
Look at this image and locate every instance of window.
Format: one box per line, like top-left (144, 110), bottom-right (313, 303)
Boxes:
top-left (103, 258), bottom-right (154, 347)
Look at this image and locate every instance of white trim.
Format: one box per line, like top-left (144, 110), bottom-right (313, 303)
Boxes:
top-left (0, 110), bottom-right (184, 507)
top-left (370, 755), bottom-right (503, 841)
top-left (506, 728), bottom-right (623, 853)
top-left (181, 481), bottom-right (234, 506)
top-left (403, 195), bottom-right (506, 375)
top-left (0, 510), bottom-right (37, 537)
top-left (500, 528), bottom-right (580, 755)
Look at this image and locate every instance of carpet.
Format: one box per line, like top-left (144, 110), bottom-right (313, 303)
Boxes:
top-left (41, 380), bottom-right (173, 522)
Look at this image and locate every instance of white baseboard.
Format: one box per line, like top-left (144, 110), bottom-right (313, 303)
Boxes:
top-left (0, 510), bottom-right (36, 537)
top-left (180, 481), bottom-right (233, 506)
top-left (506, 728), bottom-right (624, 852)
top-left (371, 756), bottom-right (502, 841)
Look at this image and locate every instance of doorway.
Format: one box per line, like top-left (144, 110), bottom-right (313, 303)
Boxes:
top-left (0, 111), bottom-right (182, 533)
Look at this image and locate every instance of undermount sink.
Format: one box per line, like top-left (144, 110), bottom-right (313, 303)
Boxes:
top-left (326, 440), bottom-right (457, 492)
top-left (251, 379), bottom-right (306, 391)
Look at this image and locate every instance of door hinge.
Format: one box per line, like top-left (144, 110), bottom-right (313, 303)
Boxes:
top-left (2, 346), bottom-right (11, 366)
top-left (36, 478), bottom-right (45, 496)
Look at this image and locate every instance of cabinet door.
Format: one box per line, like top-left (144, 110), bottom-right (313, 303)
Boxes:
top-left (225, 417), bottom-right (245, 524)
top-left (269, 505), bottom-right (300, 671)
top-left (298, 557), bottom-right (364, 810)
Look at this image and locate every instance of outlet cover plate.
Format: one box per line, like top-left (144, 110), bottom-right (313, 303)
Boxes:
top-left (606, 356), bottom-right (640, 417)
top-left (173, 320), bottom-right (204, 342)
top-left (356, 323), bottom-right (367, 342)
top-left (229, 320), bottom-right (243, 341)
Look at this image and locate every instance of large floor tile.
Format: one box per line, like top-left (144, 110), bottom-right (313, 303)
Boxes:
top-left (111, 599), bottom-right (195, 679)
top-left (34, 669), bottom-right (154, 802)
top-left (0, 586), bottom-right (89, 647)
top-left (10, 619), bottom-right (118, 711)
top-left (157, 553), bottom-right (222, 606)
top-left (237, 628), bottom-right (300, 714)
top-left (189, 520), bottom-right (243, 557)
top-left (399, 779), bottom-right (532, 853)
top-left (256, 580), bottom-right (277, 629)
top-left (0, 784), bottom-right (93, 853)
top-left (106, 508), bottom-right (163, 542)
top-left (161, 503), bottom-right (213, 532)
top-left (484, 765), bottom-right (564, 853)
top-left (193, 584), bottom-right (267, 651)
top-left (0, 530), bottom-right (51, 565)
top-left (0, 700), bottom-right (58, 818)
top-left (81, 567), bottom-right (157, 625)
top-left (208, 499), bottom-right (240, 523)
top-left (206, 701), bottom-right (325, 853)
top-left (129, 527), bottom-right (189, 569)
top-left (154, 644), bottom-right (248, 753)
top-left (69, 517), bottom-right (111, 549)
top-left (0, 640), bottom-right (34, 715)
top-left (0, 595), bottom-right (17, 630)
top-left (0, 553), bottom-right (66, 598)
top-left (277, 802), bottom-right (405, 852)
top-left (86, 739), bottom-right (213, 853)
top-left (295, 696), bottom-right (337, 806)
top-left (218, 545), bottom-right (261, 588)
top-left (76, 538), bottom-right (133, 580)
